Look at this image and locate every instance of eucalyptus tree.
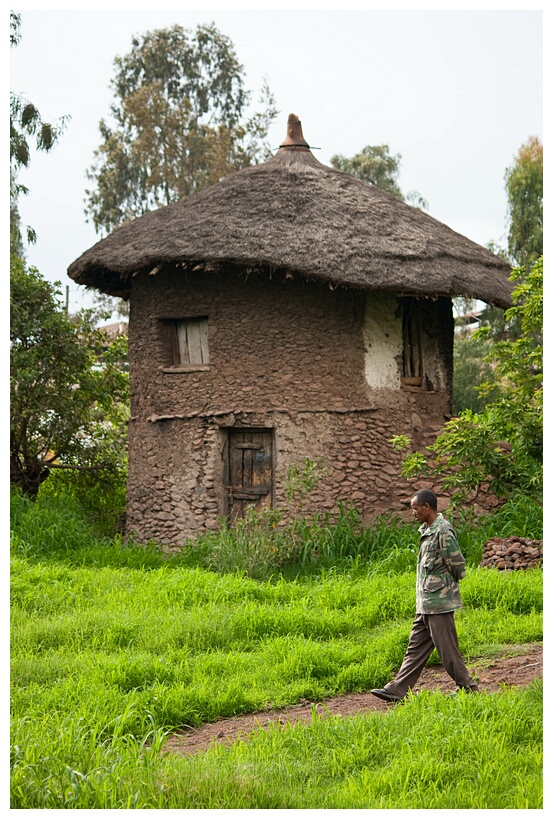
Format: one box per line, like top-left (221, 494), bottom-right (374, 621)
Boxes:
top-left (505, 135), bottom-right (542, 271)
top-left (476, 136), bottom-right (543, 342)
top-left (330, 144), bottom-right (428, 209)
top-left (85, 23), bottom-right (277, 235)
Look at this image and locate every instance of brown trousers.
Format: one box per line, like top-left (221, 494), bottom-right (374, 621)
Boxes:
top-left (384, 612), bottom-right (478, 697)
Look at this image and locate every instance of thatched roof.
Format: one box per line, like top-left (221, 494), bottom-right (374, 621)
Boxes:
top-left (68, 114), bottom-right (513, 308)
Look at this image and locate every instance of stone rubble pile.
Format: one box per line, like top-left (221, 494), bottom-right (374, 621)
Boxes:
top-left (479, 536), bottom-right (543, 571)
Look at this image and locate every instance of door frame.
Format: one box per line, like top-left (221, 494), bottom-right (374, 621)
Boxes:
top-left (222, 426), bottom-right (275, 523)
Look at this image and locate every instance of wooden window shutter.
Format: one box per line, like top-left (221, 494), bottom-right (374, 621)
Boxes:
top-left (175, 317), bottom-right (209, 365)
top-left (401, 299), bottom-right (423, 386)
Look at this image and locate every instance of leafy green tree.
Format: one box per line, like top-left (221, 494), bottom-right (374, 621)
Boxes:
top-left (452, 138), bottom-right (542, 411)
top-left (10, 11), bottom-right (70, 250)
top-left (85, 23), bottom-right (278, 235)
top-left (473, 137), bottom-right (542, 343)
top-left (505, 136), bottom-right (542, 271)
top-left (452, 331), bottom-right (501, 415)
top-left (396, 257), bottom-right (543, 503)
top-left (10, 257), bottom-right (129, 498)
top-left (330, 144), bottom-right (428, 209)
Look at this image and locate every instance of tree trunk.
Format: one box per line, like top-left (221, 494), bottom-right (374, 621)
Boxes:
top-left (10, 454), bottom-right (50, 499)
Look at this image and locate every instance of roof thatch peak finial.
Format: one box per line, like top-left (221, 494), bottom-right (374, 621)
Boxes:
top-left (278, 113), bottom-right (311, 152)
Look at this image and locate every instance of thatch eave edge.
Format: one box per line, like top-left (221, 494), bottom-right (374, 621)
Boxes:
top-left (68, 252), bottom-right (513, 310)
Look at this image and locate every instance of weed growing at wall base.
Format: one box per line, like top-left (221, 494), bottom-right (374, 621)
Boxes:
top-left (185, 494), bottom-right (542, 580)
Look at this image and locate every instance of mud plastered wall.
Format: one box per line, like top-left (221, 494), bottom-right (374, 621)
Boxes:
top-left (363, 294), bottom-right (450, 393)
top-left (126, 266), bottom-right (453, 544)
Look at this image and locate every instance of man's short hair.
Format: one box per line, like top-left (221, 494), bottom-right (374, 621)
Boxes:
top-left (412, 489), bottom-right (438, 510)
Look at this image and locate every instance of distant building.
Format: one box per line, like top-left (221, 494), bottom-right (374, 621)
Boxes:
top-left (454, 309), bottom-right (484, 335)
top-left (101, 320), bottom-right (128, 340)
top-left (93, 320), bottom-right (128, 365)
top-left (68, 115), bottom-right (512, 545)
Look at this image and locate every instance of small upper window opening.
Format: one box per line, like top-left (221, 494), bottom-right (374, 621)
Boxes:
top-left (166, 317), bottom-right (209, 368)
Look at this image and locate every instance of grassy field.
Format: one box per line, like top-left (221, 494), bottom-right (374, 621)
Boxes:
top-left (10, 486), bottom-right (543, 809)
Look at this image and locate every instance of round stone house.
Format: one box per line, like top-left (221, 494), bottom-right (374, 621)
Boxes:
top-left (68, 115), bottom-right (512, 545)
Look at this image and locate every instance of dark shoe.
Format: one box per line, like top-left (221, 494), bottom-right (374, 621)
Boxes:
top-left (450, 686), bottom-right (479, 696)
top-left (370, 688), bottom-right (403, 703)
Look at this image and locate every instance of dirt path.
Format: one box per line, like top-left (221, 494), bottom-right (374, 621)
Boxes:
top-left (162, 642), bottom-right (542, 756)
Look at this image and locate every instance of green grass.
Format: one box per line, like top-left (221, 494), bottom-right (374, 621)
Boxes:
top-left (10, 486), bottom-right (543, 808)
top-left (11, 682), bottom-right (542, 809)
top-left (11, 483), bottom-right (542, 580)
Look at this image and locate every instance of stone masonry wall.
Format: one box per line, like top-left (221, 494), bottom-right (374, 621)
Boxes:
top-left (125, 265), bottom-right (453, 545)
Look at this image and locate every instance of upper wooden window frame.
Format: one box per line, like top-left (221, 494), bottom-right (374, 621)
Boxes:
top-left (159, 315), bottom-right (210, 372)
top-left (400, 297), bottom-right (424, 388)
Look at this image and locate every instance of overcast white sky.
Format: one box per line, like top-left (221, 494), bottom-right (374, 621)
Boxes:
top-left (8, 4), bottom-right (543, 317)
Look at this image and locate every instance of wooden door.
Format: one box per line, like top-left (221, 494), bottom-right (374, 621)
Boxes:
top-left (227, 429), bottom-right (273, 522)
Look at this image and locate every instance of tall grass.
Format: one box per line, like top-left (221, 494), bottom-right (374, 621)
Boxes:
top-left (13, 482), bottom-right (542, 580)
top-left (10, 485), bottom-right (543, 808)
top-left (184, 493), bottom-right (542, 580)
top-left (37, 469), bottom-right (127, 537)
top-left (11, 682), bottom-right (542, 809)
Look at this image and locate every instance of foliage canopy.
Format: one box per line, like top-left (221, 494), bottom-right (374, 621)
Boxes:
top-left (10, 258), bottom-right (129, 498)
top-left (85, 23), bottom-right (278, 235)
top-left (505, 135), bottom-right (543, 271)
top-left (452, 332), bottom-right (502, 415)
top-left (452, 135), bottom-right (543, 413)
top-left (330, 144), bottom-right (428, 210)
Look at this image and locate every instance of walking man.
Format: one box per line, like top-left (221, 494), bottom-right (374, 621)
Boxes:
top-left (371, 489), bottom-right (478, 703)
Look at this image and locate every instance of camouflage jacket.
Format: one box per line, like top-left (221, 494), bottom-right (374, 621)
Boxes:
top-left (416, 514), bottom-right (466, 614)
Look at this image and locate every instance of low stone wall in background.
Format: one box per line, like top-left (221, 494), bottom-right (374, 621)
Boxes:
top-left (479, 536), bottom-right (543, 570)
